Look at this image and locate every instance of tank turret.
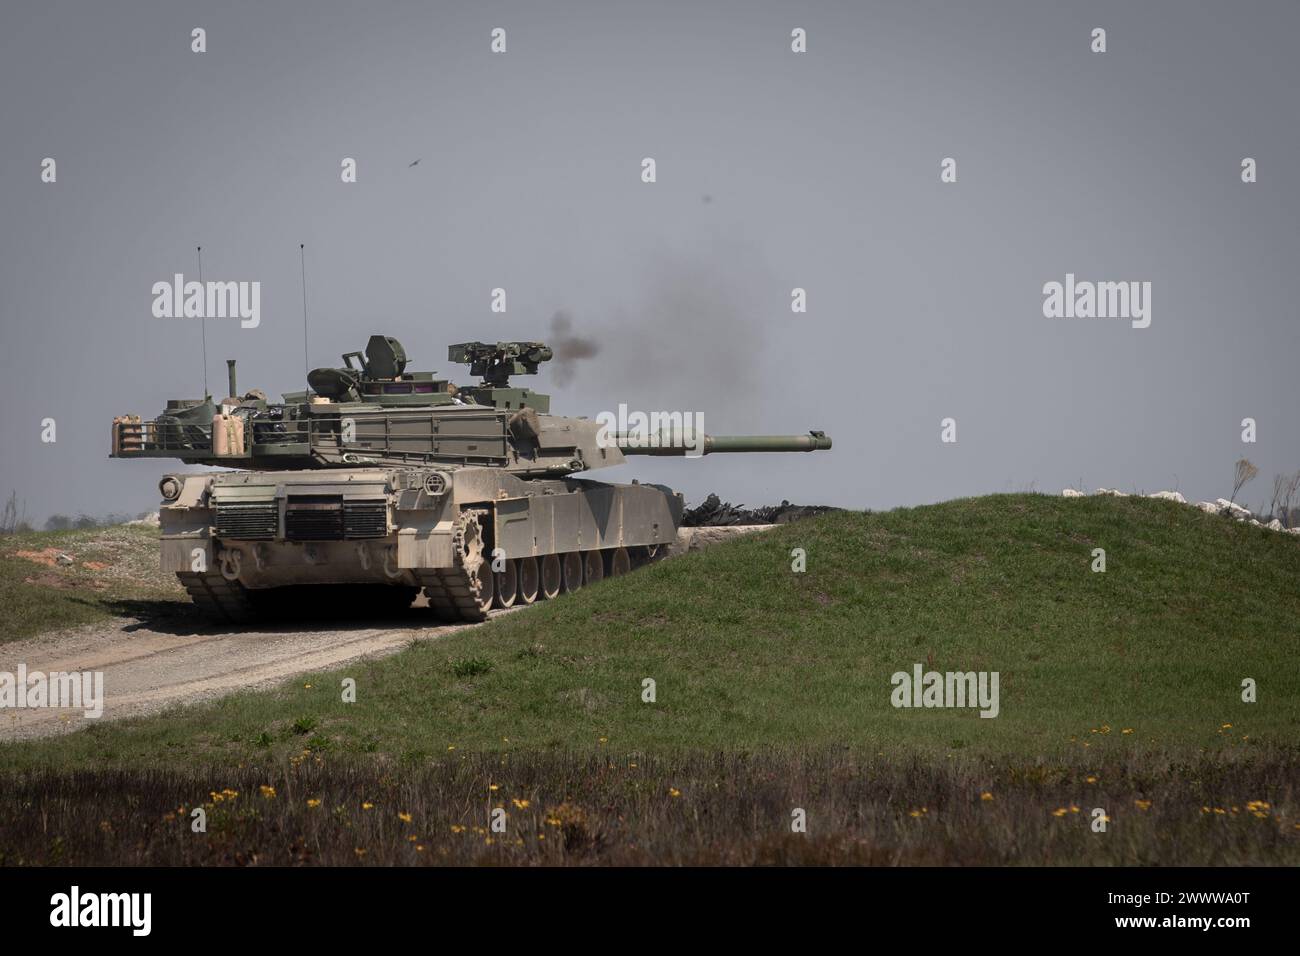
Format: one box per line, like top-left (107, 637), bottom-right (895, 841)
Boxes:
top-left (111, 334), bottom-right (830, 475)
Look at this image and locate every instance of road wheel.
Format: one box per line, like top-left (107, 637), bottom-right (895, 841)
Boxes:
top-left (493, 558), bottom-right (518, 608)
top-left (540, 554), bottom-right (562, 599)
top-left (517, 556), bottom-right (539, 605)
top-left (583, 550), bottom-right (604, 585)
top-left (562, 552), bottom-right (583, 592)
top-left (604, 546), bottom-right (631, 577)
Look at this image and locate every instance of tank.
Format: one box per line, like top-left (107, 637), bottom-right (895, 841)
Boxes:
top-left (111, 335), bottom-right (832, 623)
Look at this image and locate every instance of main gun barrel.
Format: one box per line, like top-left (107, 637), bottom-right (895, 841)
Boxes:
top-left (614, 431), bottom-right (832, 456)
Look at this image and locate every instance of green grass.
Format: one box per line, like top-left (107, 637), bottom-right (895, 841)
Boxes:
top-left (0, 525), bottom-right (183, 642)
top-left (2, 493), bottom-right (1297, 771)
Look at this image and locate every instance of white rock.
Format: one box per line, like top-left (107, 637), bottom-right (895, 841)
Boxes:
top-left (1215, 499), bottom-right (1253, 520)
top-left (668, 525), bottom-right (776, 557)
top-left (1286, 526), bottom-right (1300, 536)
top-left (1195, 501), bottom-right (1221, 513)
top-left (126, 512), bottom-right (161, 527)
top-left (1094, 488), bottom-right (1128, 497)
top-left (1062, 489), bottom-right (1084, 498)
top-left (1266, 519), bottom-right (1284, 531)
top-left (1148, 491), bottom-right (1186, 504)
top-left (55, 553), bottom-right (74, 566)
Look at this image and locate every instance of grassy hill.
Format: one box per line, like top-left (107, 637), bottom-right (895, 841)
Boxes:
top-left (0, 524), bottom-right (184, 642)
top-left (3, 493), bottom-right (1297, 768)
top-left (4, 493), bottom-right (1299, 865)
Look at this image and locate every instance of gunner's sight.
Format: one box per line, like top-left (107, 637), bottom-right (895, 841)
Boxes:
top-left (448, 341), bottom-right (553, 387)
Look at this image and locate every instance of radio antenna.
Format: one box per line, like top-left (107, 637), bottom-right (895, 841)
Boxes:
top-left (197, 245), bottom-right (209, 399)
top-left (299, 243), bottom-right (310, 389)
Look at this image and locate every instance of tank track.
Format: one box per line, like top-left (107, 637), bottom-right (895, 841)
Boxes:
top-left (176, 571), bottom-right (255, 624)
top-left (415, 566), bottom-right (489, 623)
top-left (416, 508), bottom-right (491, 623)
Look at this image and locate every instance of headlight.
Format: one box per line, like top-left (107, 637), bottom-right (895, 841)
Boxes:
top-left (159, 476), bottom-right (182, 501)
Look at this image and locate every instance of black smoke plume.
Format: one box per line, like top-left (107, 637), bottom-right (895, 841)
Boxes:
top-left (549, 311), bottom-right (600, 385)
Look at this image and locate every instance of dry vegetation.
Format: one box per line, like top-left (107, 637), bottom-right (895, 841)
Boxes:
top-left (2, 750), bottom-right (1297, 865)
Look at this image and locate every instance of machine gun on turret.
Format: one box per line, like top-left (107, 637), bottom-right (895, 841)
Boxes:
top-left (448, 341), bottom-right (555, 411)
top-left (448, 341), bottom-right (553, 386)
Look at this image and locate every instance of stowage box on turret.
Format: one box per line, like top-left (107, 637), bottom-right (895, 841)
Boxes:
top-left (111, 334), bottom-right (831, 622)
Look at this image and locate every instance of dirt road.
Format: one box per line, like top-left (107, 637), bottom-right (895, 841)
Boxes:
top-left (0, 608), bottom-right (513, 741)
top-left (0, 525), bottom-right (771, 742)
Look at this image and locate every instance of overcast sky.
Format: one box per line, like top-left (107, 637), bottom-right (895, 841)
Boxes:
top-left (1, 0), bottom-right (1297, 524)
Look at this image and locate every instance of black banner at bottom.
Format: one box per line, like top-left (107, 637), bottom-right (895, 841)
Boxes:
top-left (0, 865), bottom-right (1284, 941)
